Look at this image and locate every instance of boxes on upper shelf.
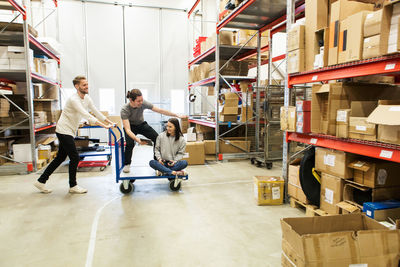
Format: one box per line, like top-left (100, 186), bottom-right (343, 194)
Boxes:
top-left (363, 201), bottom-right (400, 221)
top-left (287, 49), bottom-right (305, 74)
top-left (288, 25), bottom-right (305, 52)
top-left (280, 106), bottom-right (296, 132)
top-left (348, 101), bottom-right (378, 141)
top-left (336, 109), bottom-right (351, 138)
top-left (209, 60), bottom-right (249, 77)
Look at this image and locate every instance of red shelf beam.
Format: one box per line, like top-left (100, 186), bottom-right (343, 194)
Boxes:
top-left (29, 34), bottom-right (60, 64)
top-left (189, 46), bottom-right (216, 67)
top-left (188, 0), bottom-right (201, 19)
top-left (287, 132), bottom-right (400, 163)
top-left (8, 0), bottom-right (26, 19)
top-left (189, 76), bottom-right (216, 89)
top-left (31, 72), bottom-right (59, 86)
top-left (288, 54), bottom-right (400, 86)
top-left (34, 123), bottom-right (56, 133)
top-left (189, 119), bottom-right (216, 128)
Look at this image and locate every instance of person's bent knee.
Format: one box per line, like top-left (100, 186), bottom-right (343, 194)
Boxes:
top-left (181, 160), bottom-right (188, 168)
top-left (149, 160), bottom-right (158, 168)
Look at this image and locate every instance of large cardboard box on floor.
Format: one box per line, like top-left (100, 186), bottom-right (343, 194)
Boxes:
top-left (183, 141), bottom-right (205, 165)
top-left (348, 101), bottom-right (378, 141)
top-left (288, 159), bottom-right (308, 204)
top-left (367, 101), bottom-right (400, 145)
top-left (338, 11), bottom-right (373, 64)
top-left (311, 83), bottom-right (350, 136)
top-left (287, 49), bottom-right (305, 74)
top-left (280, 106), bottom-right (296, 132)
top-left (336, 109), bottom-right (351, 138)
top-left (254, 176), bottom-right (284, 206)
top-left (348, 159), bottom-right (400, 188)
top-left (320, 173), bottom-right (344, 215)
top-left (281, 214), bottom-right (400, 267)
top-left (328, 0), bottom-right (374, 66)
top-left (315, 147), bottom-right (356, 179)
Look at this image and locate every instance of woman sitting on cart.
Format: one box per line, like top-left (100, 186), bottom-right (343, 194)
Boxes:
top-left (149, 118), bottom-right (188, 176)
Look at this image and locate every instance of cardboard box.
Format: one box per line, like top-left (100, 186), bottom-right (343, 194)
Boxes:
top-left (338, 11), bottom-right (373, 63)
top-left (281, 214), bottom-right (400, 267)
top-left (343, 181), bottom-right (400, 209)
top-left (254, 176), bottom-right (284, 206)
top-left (12, 144), bottom-right (34, 162)
top-left (363, 201), bottom-right (400, 221)
top-left (183, 127), bottom-right (196, 142)
top-left (288, 25), bottom-right (305, 52)
top-left (315, 147), bottom-right (355, 178)
top-left (220, 31), bottom-right (234, 46)
top-left (363, 34), bottom-right (387, 59)
top-left (336, 109), bottom-right (351, 138)
top-left (364, 8), bottom-right (391, 38)
top-left (280, 106), bottom-right (296, 132)
top-left (311, 83), bottom-right (350, 136)
top-left (288, 158), bottom-right (308, 204)
top-left (305, 0), bottom-right (329, 31)
top-left (183, 141), bottom-right (205, 165)
top-left (180, 117), bottom-right (188, 133)
top-left (219, 92), bottom-right (239, 115)
top-left (329, 0), bottom-right (374, 66)
top-left (203, 139), bottom-right (251, 154)
top-left (37, 145), bottom-right (51, 161)
top-left (336, 201), bottom-right (362, 214)
top-left (34, 101), bottom-right (59, 123)
top-left (348, 101), bottom-right (378, 141)
top-left (320, 173), bottom-right (344, 215)
top-left (209, 61), bottom-right (249, 77)
top-left (353, 75), bottom-right (395, 84)
top-left (306, 28), bottom-right (329, 71)
top-left (287, 49), bottom-right (305, 74)
top-left (348, 159), bottom-right (400, 188)
top-left (367, 103), bottom-right (400, 145)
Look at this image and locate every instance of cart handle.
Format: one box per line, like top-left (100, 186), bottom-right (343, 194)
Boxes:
top-left (109, 126), bottom-right (123, 143)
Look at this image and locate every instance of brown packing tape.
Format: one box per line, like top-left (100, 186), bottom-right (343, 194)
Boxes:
top-left (311, 236), bottom-right (322, 263)
top-left (348, 234), bottom-right (358, 263)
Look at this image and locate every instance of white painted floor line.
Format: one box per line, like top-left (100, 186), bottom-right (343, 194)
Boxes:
top-left (85, 196), bottom-right (120, 267)
top-left (185, 180), bottom-right (251, 188)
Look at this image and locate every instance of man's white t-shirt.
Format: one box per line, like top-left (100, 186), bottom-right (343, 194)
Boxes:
top-left (56, 93), bottom-right (106, 137)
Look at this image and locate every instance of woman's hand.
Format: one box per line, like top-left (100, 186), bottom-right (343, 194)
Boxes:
top-left (135, 137), bottom-right (147, 145)
top-left (168, 161), bottom-right (176, 167)
top-left (158, 159), bottom-right (164, 165)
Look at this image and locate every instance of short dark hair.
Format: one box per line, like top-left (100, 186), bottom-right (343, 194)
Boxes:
top-left (73, 76), bottom-right (86, 86)
top-left (167, 118), bottom-right (183, 141)
top-left (127, 89), bottom-right (142, 101)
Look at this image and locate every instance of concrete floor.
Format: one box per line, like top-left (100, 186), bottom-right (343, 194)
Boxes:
top-left (0, 146), bottom-right (303, 267)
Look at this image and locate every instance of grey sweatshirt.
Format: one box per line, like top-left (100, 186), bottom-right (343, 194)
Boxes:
top-left (154, 132), bottom-right (186, 161)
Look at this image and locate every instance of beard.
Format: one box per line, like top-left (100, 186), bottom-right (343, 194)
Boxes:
top-left (78, 88), bottom-right (88, 95)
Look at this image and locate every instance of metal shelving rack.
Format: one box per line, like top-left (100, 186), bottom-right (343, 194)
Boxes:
top-left (282, 1), bottom-right (400, 189)
top-left (187, 0), bottom-right (304, 162)
top-left (0, 0), bottom-right (60, 173)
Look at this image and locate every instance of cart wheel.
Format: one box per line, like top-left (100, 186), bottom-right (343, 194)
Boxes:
top-left (251, 158), bottom-right (255, 165)
top-left (129, 179), bottom-right (136, 184)
top-left (120, 182), bottom-right (134, 194)
top-left (100, 166), bottom-right (106, 171)
top-left (266, 162), bottom-right (273, 170)
top-left (169, 180), bottom-right (181, 191)
top-left (256, 161), bottom-right (262, 167)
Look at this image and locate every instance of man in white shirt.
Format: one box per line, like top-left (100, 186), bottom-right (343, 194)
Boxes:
top-left (34, 76), bottom-right (114, 194)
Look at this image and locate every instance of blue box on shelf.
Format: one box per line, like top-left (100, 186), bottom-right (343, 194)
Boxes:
top-left (363, 201), bottom-right (400, 221)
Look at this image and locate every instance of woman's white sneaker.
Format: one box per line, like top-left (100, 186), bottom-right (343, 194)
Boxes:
top-left (34, 181), bottom-right (52, 194)
top-left (123, 165), bottom-right (130, 173)
top-left (69, 185), bottom-right (88, 194)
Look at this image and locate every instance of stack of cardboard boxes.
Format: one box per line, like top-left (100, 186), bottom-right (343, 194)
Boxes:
top-left (287, 24), bottom-right (305, 74)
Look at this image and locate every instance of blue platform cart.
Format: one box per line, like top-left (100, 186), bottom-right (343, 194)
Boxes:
top-left (109, 126), bottom-right (188, 194)
top-left (78, 125), bottom-right (113, 171)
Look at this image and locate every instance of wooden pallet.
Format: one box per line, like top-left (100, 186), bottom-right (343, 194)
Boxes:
top-left (290, 197), bottom-right (329, 217)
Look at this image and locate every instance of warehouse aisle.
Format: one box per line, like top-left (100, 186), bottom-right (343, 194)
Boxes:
top-left (0, 146), bottom-right (303, 267)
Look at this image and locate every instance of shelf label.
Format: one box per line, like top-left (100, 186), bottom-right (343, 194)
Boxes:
top-left (310, 138), bottom-right (318, 144)
top-left (385, 63), bottom-right (396, 70)
top-left (311, 75), bottom-right (318, 81)
top-left (356, 125), bottom-right (367, 132)
top-left (380, 150), bottom-right (393, 159)
top-left (324, 155), bottom-right (336, 167)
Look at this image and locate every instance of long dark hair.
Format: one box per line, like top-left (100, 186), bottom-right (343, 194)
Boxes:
top-left (167, 118), bottom-right (183, 141)
top-left (127, 89), bottom-right (142, 101)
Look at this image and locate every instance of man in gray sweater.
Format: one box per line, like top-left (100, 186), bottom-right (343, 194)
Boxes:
top-left (149, 118), bottom-right (187, 176)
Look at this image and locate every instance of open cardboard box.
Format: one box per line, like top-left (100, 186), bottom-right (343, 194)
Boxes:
top-left (348, 101), bottom-right (378, 141)
top-left (281, 213), bottom-right (400, 267)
